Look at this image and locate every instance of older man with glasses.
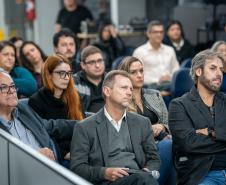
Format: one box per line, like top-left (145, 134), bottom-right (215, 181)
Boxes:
top-left (74, 45), bottom-right (106, 114)
top-left (0, 68), bottom-right (76, 162)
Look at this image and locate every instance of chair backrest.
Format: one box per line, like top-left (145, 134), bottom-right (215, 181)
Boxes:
top-left (180, 58), bottom-right (192, 68)
top-left (170, 68), bottom-right (194, 98)
top-left (220, 73), bottom-right (226, 93)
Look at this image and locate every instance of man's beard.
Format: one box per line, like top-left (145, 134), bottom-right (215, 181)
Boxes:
top-left (199, 74), bottom-right (221, 93)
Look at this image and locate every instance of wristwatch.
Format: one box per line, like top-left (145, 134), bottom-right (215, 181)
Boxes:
top-left (208, 127), bottom-right (215, 138)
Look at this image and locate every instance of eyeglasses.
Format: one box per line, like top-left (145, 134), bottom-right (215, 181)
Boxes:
top-left (52, 71), bottom-right (73, 79)
top-left (149, 30), bottom-right (164, 34)
top-left (0, 84), bottom-right (17, 94)
top-left (84, 59), bottom-right (104, 66)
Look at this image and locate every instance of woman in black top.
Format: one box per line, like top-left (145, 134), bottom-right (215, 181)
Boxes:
top-left (164, 20), bottom-right (195, 64)
top-left (29, 54), bottom-right (83, 162)
top-left (93, 20), bottom-right (125, 71)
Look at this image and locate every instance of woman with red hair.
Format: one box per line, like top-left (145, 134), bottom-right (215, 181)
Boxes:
top-left (28, 54), bottom-right (83, 161)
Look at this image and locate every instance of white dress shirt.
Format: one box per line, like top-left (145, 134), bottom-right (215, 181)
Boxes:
top-left (104, 107), bottom-right (126, 132)
top-left (133, 42), bottom-right (179, 85)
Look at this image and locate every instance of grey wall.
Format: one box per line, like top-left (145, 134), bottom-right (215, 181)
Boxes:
top-left (35, 0), bottom-right (61, 54)
top-left (173, 4), bottom-right (226, 45)
top-left (118, 0), bottom-right (146, 25)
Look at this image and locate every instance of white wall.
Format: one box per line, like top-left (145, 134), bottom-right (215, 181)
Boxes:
top-left (35, 0), bottom-right (61, 54)
top-left (173, 4), bottom-right (226, 45)
top-left (118, 0), bottom-right (146, 25)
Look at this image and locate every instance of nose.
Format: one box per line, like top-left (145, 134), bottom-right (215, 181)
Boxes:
top-left (216, 68), bottom-right (223, 78)
top-left (95, 62), bottom-right (101, 67)
top-left (137, 71), bottom-right (142, 77)
top-left (64, 74), bottom-right (70, 80)
top-left (126, 88), bottom-right (133, 96)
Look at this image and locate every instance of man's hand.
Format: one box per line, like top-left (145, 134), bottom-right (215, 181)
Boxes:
top-left (196, 128), bottom-right (208, 136)
top-left (196, 128), bottom-right (216, 138)
top-left (64, 152), bottom-right (70, 160)
top-left (159, 74), bottom-right (171, 83)
top-left (39, 147), bottom-right (55, 161)
top-left (109, 25), bottom-right (117, 38)
top-left (104, 168), bottom-right (129, 181)
top-left (152, 124), bottom-right (165, 137)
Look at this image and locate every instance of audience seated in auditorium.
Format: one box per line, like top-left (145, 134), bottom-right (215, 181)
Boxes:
top-left (70, 70), bottom-right (160, 185)
top-left (93, 20), bottom-right (125, 71)
top-left (169, 50), bottom-right (226, 185)
top-left (53, 28), bottom-right (81, 73)
top-left (0, 69), bottom-right (76, 162)
top-left (118, 56), bottom-right (176, 185)
top-left (133, 20), bottom-right (179, 95)
top-left (164, 20), bottom-right (195, 64)
top-left (73, 46), bottom-right (105, 113)
top-left (28, 54), bottom-right (84, 160)
top-left (20, 41), bottom-right (47, 89)
top-left (0, 41), bottom-right (37, 97)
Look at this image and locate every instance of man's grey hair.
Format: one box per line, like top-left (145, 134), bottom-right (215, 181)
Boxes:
top-left (102, 70), bottom-right (131, 99)
top-left (190, 49), bottom-right (225, 84)
top-left (147, 20), bottom-right (163, 32)
top-left (210, 41), bottom-right (226, 52)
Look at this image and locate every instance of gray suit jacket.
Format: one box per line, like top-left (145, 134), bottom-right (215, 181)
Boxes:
top-left (70, 108), bottom-right (160, 184)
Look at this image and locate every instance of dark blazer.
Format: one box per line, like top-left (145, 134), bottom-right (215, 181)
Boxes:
top-left (0, 101), bottom-right (76, 148)
top-left (169, 86), bottom-right (226, 185)
top-left (70, 108), bottom-right (160, 184)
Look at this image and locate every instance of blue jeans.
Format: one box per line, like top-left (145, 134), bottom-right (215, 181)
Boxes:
top-left (199, 170), bottom-right (226, 185)
top-left (156, 139), bottom-right (176, 185)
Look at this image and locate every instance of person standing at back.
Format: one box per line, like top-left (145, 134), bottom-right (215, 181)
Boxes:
top-left (55, 0), bottom-right (94, 34)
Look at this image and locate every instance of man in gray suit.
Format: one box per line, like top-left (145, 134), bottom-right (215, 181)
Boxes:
top-left (70, 70), bottom-right (160, 185)
top-left (0, 69), bottom-right (75, 160)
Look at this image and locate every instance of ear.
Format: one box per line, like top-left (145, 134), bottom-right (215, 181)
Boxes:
top-left (102, 86), bottom-right (111, 98)
top-left (196, 68), bottom-right (202, 77)
top-left (146, 31), bottom-right (150, 39)
top-left (80, 61), bottom-right (85, 70)
top-left (54, 47), bottom-right (58, 53)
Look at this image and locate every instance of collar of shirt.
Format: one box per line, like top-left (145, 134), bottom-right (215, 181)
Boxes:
top-left (104, 107), bottom-right (126, 132)
top-left (0, 108), bottom-right (18, 129)
top-left (172, 39), bottom-right (184, 50)
top-left (146, 41), bottom-right (164, 51)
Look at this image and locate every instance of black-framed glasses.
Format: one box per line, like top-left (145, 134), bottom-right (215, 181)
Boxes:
top-left (52, 70), bottom-right (73, 79)
top-left (84, 59), bottom-right (104, 66)
top-left (0, 84), bottom-right (17, 94)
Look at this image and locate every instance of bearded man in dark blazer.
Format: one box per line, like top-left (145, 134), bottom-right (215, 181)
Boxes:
top-left (70, 70), bottom-right (160, 185)
top-left (169, 50), bottom-right (226, 185)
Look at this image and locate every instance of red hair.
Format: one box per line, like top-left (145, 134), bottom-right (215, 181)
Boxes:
top-left (42, 54), bottom-right (83, 120)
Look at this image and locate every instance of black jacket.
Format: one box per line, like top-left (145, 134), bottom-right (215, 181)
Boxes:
top-left (169, 86), bottom-right (226, 185)
top-left (73, 71), bottom-right (105, 113)
top-left (164, 38), bottom-right (195, 64)
top-left (28, 87), bottom-right (68, 119)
